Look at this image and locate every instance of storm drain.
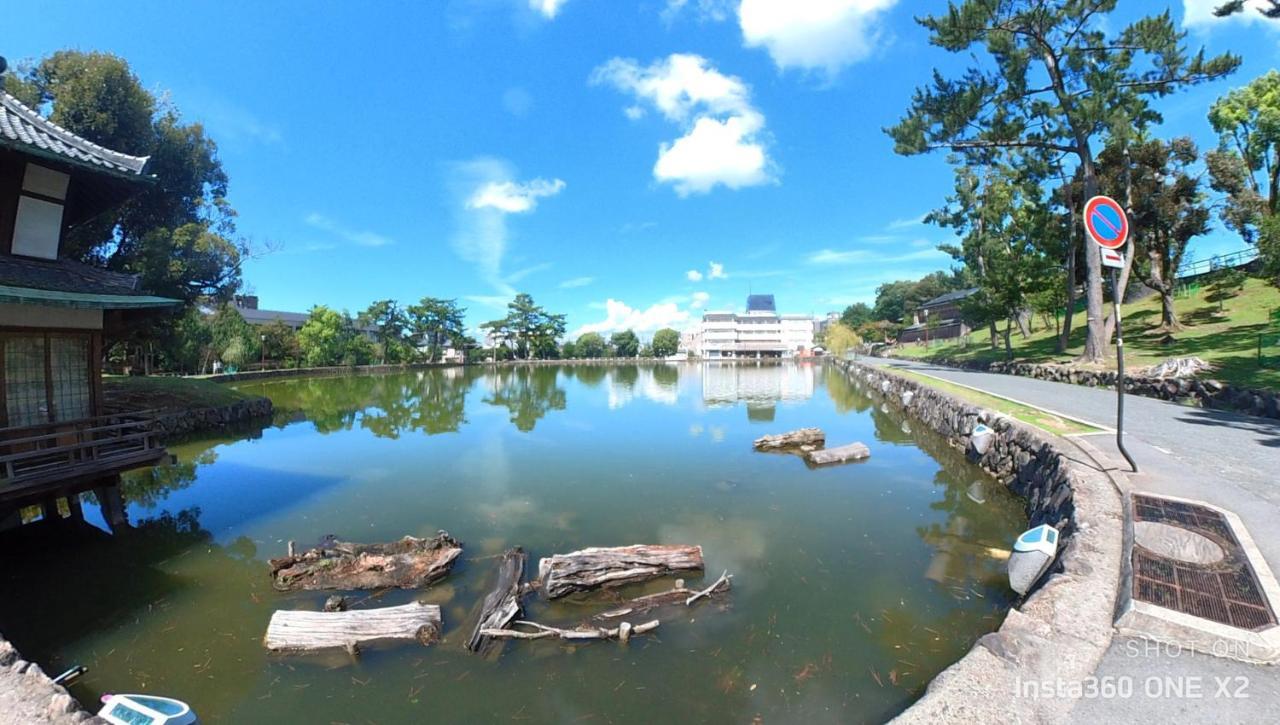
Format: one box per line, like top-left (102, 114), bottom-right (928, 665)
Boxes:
top-left (1132, 494), bottom-right (1276, 631)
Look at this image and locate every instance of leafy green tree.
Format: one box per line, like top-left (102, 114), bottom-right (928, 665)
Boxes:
top-left (499, 293), bottom-right (565, 360)
top-left (207, 304), bottom-right (259, 366)
top-left (560, 340), bottom-right (578, 358)
top-left (576, 332), bottom-right (607, 358)
top-left (407, 297), bottom-right (467, 362)
top-left (651, 328), bottom-right (680, 357)
top-left (221, 337), bottom-right (249, 369)
top-left (358, 300), bottom-right (409, 364)
top-left (840, 303), bottom-right (873, 329)
top-left (260, 319), bottom-right (300, 366)
top-left (1213, 1), bottom-right (1280, 18)
top-left (824, 322), bottom-right (862, 357)
top-left (297, 306), bottom-right (349, 367)
top-left (888, 0), bottom-right (1239, 361)
top-left (1207, 267), bottom-right (1247, 313)
top-left (611, 330), bottom-right (640, 358)
top-left (1207, 70), bottom-right (1280, 284)
top-left (137, 223), bottom-right (243, 303)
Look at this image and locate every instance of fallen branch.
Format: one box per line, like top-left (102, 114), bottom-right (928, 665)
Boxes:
top-left (753, 428), bottom-right (825, 451)
top-left (594, 573), bottom-right (733, 621)
top-left (466, 547), bottom-right (527, 654)
top-left (686, 570), bottom-right (733, 606)
top-left (264, 601), bottom-right (441, 653)
top-left (480, 619), bottom-right (659, 642)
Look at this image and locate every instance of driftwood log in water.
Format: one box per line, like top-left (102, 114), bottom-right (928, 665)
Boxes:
top-left (466, 547), bottom-right (528, 653)
top-left (480, 619), bottom-right (660, 642)
top-left (805, 442), bottom-right (871, 466)
top-left (753, 428), bottom-right (825, 451)
top-left (269, 531), bottom-right (463, 591)
top-left (538, 545), bottom-right (704, 599)
top-left (264, 601), bottom-right (441, 653)
top-left (594, 570), bottom-right (733, 621)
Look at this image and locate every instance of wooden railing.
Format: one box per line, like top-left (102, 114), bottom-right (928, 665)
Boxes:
top-left (0, 413), bottom-right (167, 496)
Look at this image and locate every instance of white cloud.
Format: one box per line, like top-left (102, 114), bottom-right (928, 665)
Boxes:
top-left (708, 261), bottom-right (727, 279)
top-left (449, 158), bottom-right (562, 300)
top-left (467, 178), bottom-right (565, 213)
top-left (686, 269), bottom-right (704, 281)
top-left (530, 0), bottom-right (570, 19)
top-left (559, 276), bottom-right (595, 289)
top-left (691, 291), bottom-right (711, 309)
top-left (886, 213), bottom-right (926, 230)
top-left (808, 248), bottom-right (867, 264)
top-left (738, 0), bottom-right (898, 75)
top-left (807, 246), bottom-right (946, 265)
top-left (304, 213), bottom-right (394, 247)
top-left (570, 299), bottom-right (691, 338)
top-left (1183, 0), bottom-right (1277, 26)
top-left (663, 0), bottom-right (736, 23)
top-left (592, 53), bottom-right (774, 195)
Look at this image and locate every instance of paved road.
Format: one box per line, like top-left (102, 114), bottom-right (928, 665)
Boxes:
top-left (864, 357), bottom-right (1280, 724)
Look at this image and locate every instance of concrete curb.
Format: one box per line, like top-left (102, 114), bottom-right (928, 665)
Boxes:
top-left (834, 361), bottom-right (1125, 723)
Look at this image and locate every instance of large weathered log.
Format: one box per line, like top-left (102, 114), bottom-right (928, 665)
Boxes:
top-left (753, 428), bottom-right (825, 451)
top-left (805, 442), bottom-right (870, 466)
top-left (594, 571), bottom-right (733, 621)
top-left (538, 545), bottom-right (704, 599)
top-left (269, 531), bottom-right (462, 591)
top-left (480, 619), bottom-right (659, 642)
top-left (264, 601), bottom-right (441, 653)
top-left (466, 547), bottom-right (528, 653)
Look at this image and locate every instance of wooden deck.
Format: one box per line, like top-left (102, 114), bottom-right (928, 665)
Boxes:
top-left (0, 413), bottom-right (168, 507)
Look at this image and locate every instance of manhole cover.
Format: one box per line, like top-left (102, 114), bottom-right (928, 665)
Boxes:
top-left (1131, 494), bottom-right (1276, 631)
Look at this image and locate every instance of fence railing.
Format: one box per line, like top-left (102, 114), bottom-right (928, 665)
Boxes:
top-left (1176, 248), bottom-right (1259, 279)
top-left (0, 413), bottom-right (167, 494)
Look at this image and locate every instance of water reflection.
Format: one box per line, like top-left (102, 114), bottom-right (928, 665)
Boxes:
top-left (703, 362), bottom-right (815, 406)
top-left (482, 366), bottom-right (566, 432)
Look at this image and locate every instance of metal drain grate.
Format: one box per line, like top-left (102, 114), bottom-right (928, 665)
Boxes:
top-left (1131, 494), bottom-right (1276, 631)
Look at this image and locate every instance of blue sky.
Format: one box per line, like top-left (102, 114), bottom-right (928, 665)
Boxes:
top-left (8, 1), bottom-right (1280, 337)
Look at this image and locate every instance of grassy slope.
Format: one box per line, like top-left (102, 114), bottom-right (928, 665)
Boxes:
top-left (892, 278), bottom-right (1280, 391)
top-left (890, 367), bottom-right (1102, 436)
top-left (102, 375), bottom-right (254, 413)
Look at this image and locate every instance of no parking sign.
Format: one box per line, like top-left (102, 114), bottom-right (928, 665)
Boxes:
top-left (1084, 195), bottom-right (1129, 268)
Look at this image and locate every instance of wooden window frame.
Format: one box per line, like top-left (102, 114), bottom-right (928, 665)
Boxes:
top-left (0, 328), bottom-right (99, 428)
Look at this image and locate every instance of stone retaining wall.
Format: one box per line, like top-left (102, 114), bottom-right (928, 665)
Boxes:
top-left (150, 397), bottom-right (274, 440)
top-left (833, 360), bottom-right (1124, 723)
top-left (202, 362), bottom-right (460, 384)
top-left (0, 636), bottom-right (101, 723)
top-left (902, 356), bottom-right (1280, 420)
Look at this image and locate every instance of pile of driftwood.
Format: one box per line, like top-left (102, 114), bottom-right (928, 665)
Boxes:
top-left (753, 428), bottom-right (870, 466)
top-left (262, 533), bottom-right (733, 658)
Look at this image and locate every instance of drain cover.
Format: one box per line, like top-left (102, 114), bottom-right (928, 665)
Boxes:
top-left (1131, 494), bottom-right (1276, 631)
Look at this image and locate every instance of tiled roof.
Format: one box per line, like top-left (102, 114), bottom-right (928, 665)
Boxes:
top-left (0, 92), bottom-right (149, 176)
top-left (237, 306), bottom-right (310, 327)
top-left (921, 287), bottom-right (979, 308)
top-left (0, 255), bottom-right (147, 296)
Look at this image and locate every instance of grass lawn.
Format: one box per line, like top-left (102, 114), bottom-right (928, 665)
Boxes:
top-left (889, 367), bottom-right (1103, 436)
top-left (102, 375), bottom-right (255, 413)
top-left (892, 278), bottom-right (1280, 391)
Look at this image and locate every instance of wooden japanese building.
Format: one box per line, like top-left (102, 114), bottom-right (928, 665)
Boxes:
top-left (0, 89), bottom-right (177, 529)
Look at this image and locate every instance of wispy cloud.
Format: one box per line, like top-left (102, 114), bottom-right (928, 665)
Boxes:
top-left (886, 213), bottom-right (926, 230)
top-left (708, 261), bottom-right (727, 279)
top-left (807, 246), bottom-right (946, 265)
top-left (304, 213), bottom-right (394, 247)
top-left (559, 276), bottom-right (595, 289)
top-left (449, 157), bottom-right (564, 302)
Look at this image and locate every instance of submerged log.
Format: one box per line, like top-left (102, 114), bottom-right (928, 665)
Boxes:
top-left (594, 570), bottom-right (733, 620)
top-left (753, 428), bottom-right (825, 451)
top-left (538, 545), bottom-right (704, 599)
top-left (264, 601), bottom-right (442, 653)
top-left (467, 547), bottom-right (528, 653)
top-left (480, 619), bottom-right (660, 642)
top-left (805, 442), bottom-right (871, 466)
top-left (269, 531), bottom-right (463, 591)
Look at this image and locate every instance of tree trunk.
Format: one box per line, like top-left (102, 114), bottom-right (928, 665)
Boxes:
top-left (467, 547), bottom-right (527, 654)
top-left (264, 601), bottom-right (442, 653)
top-left (1080, 174), bottom-right (1108, 362)
top-left (1015, 309), bottom-right (1032, 338)
top-left (1003, 319), bottom-right (1013, 361)
top-left (1058, 213), bottom-right (1078, 353)
top-left (537, 545), bottom-right (705, 599)
top-left (269, 532), bottom-right (463, 591)
top-left (989, 320), bottom-right (999, 350)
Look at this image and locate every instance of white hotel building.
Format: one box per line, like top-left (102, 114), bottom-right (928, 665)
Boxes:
top-left (683, 295), bottom-right (815, 359)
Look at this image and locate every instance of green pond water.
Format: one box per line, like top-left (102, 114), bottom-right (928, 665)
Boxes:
top-left (2, 363), bottom-right (1027, 723)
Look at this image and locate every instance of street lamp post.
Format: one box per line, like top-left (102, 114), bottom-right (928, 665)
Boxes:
top-left (261, 333), bottom-right (266, 368)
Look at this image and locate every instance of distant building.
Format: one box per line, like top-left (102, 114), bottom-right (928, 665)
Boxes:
top-left (898, 288), bottom-right (978, 343)
top-left (691, 294), bottom-right (815, 359)
top-left (233, 295), bottom-right (377, 340)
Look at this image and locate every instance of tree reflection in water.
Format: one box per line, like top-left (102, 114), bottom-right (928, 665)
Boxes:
top-left (483, 366), bottom-right (567, 432)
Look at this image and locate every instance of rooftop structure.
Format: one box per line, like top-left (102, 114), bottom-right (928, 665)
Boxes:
top-left (689, 295), bottom-right (815, 359)
top-left (0, 89), bottom-right (175, 531)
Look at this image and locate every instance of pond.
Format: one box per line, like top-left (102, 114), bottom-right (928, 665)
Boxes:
top-left (2, 363), bottom-right (1027, 723)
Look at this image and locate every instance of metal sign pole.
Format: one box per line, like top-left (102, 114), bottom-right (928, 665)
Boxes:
top-left (1111, 267), bottom-right (1138, 473)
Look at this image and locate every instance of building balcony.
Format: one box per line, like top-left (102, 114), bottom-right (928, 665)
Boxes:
top-left (0, 413), bottom-right (169, 507)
